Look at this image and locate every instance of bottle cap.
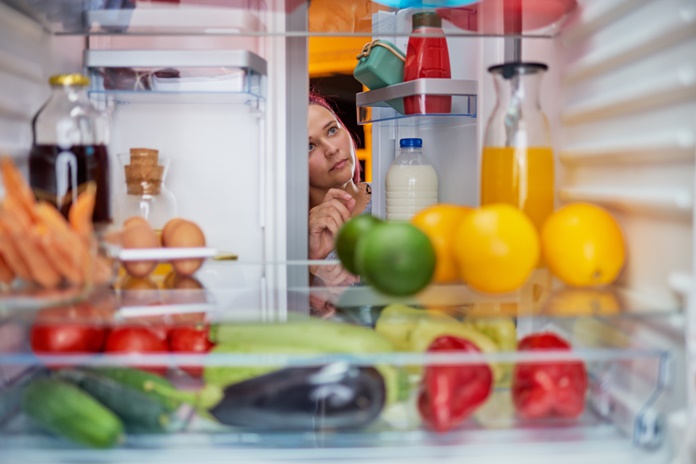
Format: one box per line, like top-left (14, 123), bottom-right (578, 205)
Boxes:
top-left (412, 12), bottom-right (442, 29)
top-left (49, 73), bottom-right (90, 87)
top-left (400, 138), bottom-right (423, 148)
top-left (488, 62), bottom-right (548, 79)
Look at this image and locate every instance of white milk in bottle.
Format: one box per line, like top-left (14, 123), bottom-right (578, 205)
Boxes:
top-left (385, 138), bottom-right (439, 221)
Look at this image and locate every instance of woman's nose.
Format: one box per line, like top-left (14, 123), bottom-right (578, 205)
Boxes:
top-left (323, 140), bottom-right (339, 157)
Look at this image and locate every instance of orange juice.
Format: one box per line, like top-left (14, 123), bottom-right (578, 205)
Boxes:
top-left (480, 146), bottom-right (554, 233)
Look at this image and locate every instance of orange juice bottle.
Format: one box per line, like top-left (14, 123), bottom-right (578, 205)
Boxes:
top-left (481, 62), bottom-right (555, 233)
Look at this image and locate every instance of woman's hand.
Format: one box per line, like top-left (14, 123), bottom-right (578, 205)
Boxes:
top-left (310, 263), bottom-right (360, 287)
top-left (308, 189), bottom-right (355, 260)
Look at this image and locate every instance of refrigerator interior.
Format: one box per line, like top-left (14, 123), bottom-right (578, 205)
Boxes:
top-left (0, 0), bottom-right (694, 462)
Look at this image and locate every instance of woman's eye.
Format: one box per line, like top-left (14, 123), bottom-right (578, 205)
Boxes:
top-left (308, 143), bottom-right (315, 152)
top-left (328, 127), bottom-right (338, 135)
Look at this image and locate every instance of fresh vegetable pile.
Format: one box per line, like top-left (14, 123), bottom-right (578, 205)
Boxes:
top-left (20, 306), bottom-right (590, 447)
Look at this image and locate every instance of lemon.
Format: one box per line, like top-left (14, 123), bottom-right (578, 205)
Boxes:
top-left (454, 204), bottom-right (540, 294)
top-left (541, 203), bottom-right (626, 287)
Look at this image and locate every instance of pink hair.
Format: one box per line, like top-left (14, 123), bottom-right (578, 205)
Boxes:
top-left (309, 90), bottom-right (361, 185)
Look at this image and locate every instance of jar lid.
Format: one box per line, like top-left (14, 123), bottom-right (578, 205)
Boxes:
top-left (412, 12), bottom-right (442, 29)
top-left (488, 62), bottom-right (548, 79)
top-left (49, 73), bottom-right (90, 87)
top-left (400, 138), bottom-right (423, 148)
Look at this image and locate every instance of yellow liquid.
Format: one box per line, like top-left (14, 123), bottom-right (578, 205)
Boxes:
top-left (480, 146), bottom-right (554, 233)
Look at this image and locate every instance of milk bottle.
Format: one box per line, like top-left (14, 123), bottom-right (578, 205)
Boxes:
top-left (385, 138), bottom-right (439, 221)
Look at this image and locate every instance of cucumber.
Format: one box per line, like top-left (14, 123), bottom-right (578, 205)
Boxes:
top-left (210, 318), bottom-right (394, 353)
top-left (21, 378), bottom-right (124, 449)
top-left (86, 367), bottom-right (180, 412)
top-left (57, 369), bottom-right (172, 432)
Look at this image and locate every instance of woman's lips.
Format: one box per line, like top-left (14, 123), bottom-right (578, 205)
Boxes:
top-left (330, 159), bottom-right (349, 172)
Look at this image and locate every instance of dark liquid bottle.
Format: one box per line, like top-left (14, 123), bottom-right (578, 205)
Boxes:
top-left (30, 73), bottom-right (111, 226)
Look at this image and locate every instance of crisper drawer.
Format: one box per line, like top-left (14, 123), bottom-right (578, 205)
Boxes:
top-left (0, 263), bottom-right (676, 463)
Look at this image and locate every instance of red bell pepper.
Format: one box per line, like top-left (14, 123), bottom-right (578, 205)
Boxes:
top-left (511, 332), bottom-right (588, 419)
top-left (418, 335), bottom-right (493, 433)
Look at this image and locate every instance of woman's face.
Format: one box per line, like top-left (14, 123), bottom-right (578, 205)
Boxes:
top-left (308, 104), bottom-right (355, 190)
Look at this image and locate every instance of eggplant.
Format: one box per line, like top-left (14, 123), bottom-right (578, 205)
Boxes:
top-left (145, 363), bottom-right (386, 431)
top-left (211, 364), bottom-right (385, 430)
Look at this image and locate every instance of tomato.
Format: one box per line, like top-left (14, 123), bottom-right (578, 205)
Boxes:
top-left (168, 325), bottom-right (213, 377)
top-left (30, 303), bottom-right (107, 355)
top-left (104, 326), bottom-right (169, 375)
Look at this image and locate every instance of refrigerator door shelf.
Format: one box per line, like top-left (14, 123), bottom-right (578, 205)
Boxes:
top-left (356, 78), bottom-right (477, 124)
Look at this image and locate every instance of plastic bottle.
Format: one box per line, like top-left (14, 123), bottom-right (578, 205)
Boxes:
top-left (30, 73), bottom-right (111, 227)
top-left (403, 11), bottom-right (452, 115)
top-left (385, 138), bottom-right (439, 221)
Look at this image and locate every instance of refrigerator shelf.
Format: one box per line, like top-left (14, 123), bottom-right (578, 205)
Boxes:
top-left (0, 257), bottom-right (676, 459)
top-left (0, 262), bottom-right (684, 320)
top-left (356, 79), bottom-right (478, 125)
top-left (0, 0), bottom-right (576, 37)
top-left (85, 50), bottom-right (266, 105)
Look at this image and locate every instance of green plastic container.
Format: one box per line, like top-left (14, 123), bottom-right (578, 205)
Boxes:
top-left (354, 40), bottom-right (406, 114)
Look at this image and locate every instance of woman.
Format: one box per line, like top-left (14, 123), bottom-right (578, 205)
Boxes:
top-left (308, 91), bottom-right (372, 263)
top-left (307, 91), bottom-right (371, 311)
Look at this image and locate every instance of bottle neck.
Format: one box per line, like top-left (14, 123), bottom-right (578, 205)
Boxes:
top-left (492, 72), bottom-right (543, 113)
top-left (487, 69), bottom-right (549, 148)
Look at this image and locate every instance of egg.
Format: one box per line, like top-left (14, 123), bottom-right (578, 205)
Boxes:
top-left (161, 218), bottom-right (185, 246)
top-left (121, 219), bottom-right (160, 278)
top-left (162, 219), bottom-right (206, 276)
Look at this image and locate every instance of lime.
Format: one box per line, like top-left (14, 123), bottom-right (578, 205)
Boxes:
top-left (335, 214), bottom-right (384, 274)
top-left (355, 222), bottom-right (436, 296)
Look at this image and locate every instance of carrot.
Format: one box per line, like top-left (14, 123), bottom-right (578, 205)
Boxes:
top-left (33, 202), bottom-right (89, 285)
top-left (68, 181), bottom-right (96, 239)
top-left (0, 251), bottom-right (14, 285)
top-left (1, 209), bottom-right (60, 288)
top-left (0, 214), bottom-right (32, 281)
top-left (0, 156), bottom-right (37, 223)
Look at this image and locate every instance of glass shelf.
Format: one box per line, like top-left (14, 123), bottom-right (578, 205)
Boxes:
top-left (0, 259), bottom-right (678, 459)
top-left (1, 0), bottom-right (577, 37)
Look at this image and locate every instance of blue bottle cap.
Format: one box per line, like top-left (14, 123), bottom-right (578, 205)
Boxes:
top-left (400, 138), bottom-right (423, 148)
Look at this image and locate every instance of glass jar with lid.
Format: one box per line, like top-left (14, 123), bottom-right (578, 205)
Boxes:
top-left (117, 148), bottom-right (177, 231)
top-left (29, 73), bottom-right (112, 227)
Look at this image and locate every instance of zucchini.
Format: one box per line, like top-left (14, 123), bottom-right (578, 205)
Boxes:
top-left (85, 367), bottom-right (180, 412)
top-left (210, 318), bottom-right (394, 353)
top-left (57, 369), bottom-right (172, 432)
top-left (21, 378), bottom-right (124, 449)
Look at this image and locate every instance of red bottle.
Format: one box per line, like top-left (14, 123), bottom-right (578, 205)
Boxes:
top-left (403, 12), bottom-right (452, 115)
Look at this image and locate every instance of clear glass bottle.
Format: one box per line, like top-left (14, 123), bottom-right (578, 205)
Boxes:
top-left (30, 73), bottom-right (112, 226)
top-left (385, 138), bottom-right (439, 221)
top-left (117, 148), bottom-right (177, 231)
top-left (480, 62), bottom-right (554, 233)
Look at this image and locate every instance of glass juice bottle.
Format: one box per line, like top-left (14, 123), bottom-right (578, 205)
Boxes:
top-left (480, 62), bottom-right (554, 234)
top-left (30, 73), bottom-right (111, 227)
